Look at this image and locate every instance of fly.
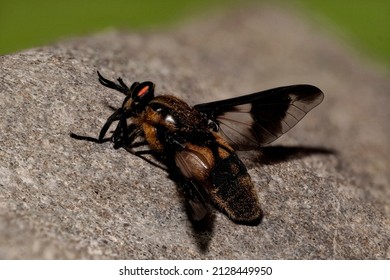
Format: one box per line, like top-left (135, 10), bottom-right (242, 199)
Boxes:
top-left (70, 71), bottom-right (324, 225)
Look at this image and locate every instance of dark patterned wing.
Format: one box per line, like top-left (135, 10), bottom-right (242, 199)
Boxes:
top-left (194, 84), bottom-right (324, 150)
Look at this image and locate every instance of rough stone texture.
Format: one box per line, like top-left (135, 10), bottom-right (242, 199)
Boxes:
top-left (0, 4), bottom-right (389, 259)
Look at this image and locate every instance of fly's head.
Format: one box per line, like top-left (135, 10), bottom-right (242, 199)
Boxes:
top-left (96, 74), bottom-right (156, 148)
top-left (121, 81), bottom-right (155, 117)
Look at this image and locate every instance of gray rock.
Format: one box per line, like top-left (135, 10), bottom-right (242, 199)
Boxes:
top-left (0, 4), bottom-right (389, 259)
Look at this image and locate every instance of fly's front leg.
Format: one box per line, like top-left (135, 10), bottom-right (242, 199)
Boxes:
top-left (119, 126), bottom-right (168, 171)
top-left (70, 133), bottom-right (112, 144)
top-left (70, 107), bottom-right (123, 144)
top-left (111, 121), bottom-right (141, 149)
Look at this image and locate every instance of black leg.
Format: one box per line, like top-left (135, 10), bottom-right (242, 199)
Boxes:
top-left (122, 146), bottom-right (168, 171)
top-left (70, 133), bottom-right (111, 144)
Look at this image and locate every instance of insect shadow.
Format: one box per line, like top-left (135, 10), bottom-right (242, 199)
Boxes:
top-left (258, 145), bottom-right (336, 165)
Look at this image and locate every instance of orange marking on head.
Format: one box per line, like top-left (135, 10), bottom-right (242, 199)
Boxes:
top-left (138, 86), bottom-right (149, 97)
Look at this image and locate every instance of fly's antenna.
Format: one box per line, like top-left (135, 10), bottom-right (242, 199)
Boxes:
top-left (97, 71), bottom-right (136, 96)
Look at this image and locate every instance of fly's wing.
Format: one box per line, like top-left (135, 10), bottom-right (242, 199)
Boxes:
top-left (194, 85), bottom-right (324, 150)
top-left (174, 147), bottom-right (212, 221)
top-left (182, 181), bottom-right (210, 221)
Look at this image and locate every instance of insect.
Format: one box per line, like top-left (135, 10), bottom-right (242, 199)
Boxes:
top-left (71, 71), bottom-right (324, 225)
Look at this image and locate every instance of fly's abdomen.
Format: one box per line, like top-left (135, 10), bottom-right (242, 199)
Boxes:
top-left (209, 153), bottom-right (261, 225)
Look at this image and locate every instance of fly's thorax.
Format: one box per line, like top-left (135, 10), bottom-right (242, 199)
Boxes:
top-left (141, 122), bottom-right (163, 152)
top-left (145, 95), bottom-right (210, 130)
top-left (139, 102), bottom-right (179, 152)
top-left (139, 94), bottom-right (211, 153)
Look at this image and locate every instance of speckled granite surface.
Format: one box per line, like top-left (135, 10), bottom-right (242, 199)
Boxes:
top-left (0, 4), bottom-right (389, 259)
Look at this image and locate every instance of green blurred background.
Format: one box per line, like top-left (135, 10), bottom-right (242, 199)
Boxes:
top-left (0, 0), bottom-right (389, 68)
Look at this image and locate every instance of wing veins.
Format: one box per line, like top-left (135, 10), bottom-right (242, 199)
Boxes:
top-left (195, 85), bottom-right (323, 148)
